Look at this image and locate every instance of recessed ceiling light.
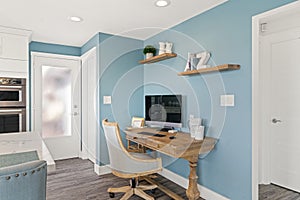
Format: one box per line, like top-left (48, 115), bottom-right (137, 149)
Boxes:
top-left (155, 0), bottom-right (170, 7)
top-left (69, 16), bottom-right (83, 22)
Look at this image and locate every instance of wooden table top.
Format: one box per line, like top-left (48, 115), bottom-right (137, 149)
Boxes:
top-left (125, 127), bottom-right (216, 160)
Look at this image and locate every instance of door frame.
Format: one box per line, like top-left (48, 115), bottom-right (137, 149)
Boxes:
top-left (30, 51), bottom-right (82, 158)
top-left (252, 1), bottom-right (300, 199)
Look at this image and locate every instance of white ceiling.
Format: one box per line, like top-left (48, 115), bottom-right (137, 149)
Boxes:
top-left (0, 0), bottom-right (227, 47)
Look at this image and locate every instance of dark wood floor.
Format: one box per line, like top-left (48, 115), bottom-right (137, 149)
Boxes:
top-left (47, 158), bottom-right (300, 200)
top-left (259, 184), bottom-right (300, 200)
top-left (47, 158), bottom-right (196, 200)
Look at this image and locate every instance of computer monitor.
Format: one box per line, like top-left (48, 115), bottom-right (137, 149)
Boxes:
top-left (145, 95), bottom-right (182, 130)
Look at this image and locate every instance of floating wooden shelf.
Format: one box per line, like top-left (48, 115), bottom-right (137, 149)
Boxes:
top-left (139, 53), bottom-right (177, 64)
top-left (178, 64), bottom-right (240, 76)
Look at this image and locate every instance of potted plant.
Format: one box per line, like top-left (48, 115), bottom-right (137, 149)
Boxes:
top-left (143, 45), bottom-right (156, 59)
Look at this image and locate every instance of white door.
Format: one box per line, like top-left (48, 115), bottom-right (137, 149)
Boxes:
top-left (32, 53), bottom-right (81, 160)
top-left (81, 48), bottom-right (97, 163)
top-left (264, 28), bottom-right (300, 192)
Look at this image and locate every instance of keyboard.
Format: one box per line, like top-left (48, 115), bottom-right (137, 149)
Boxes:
top-left (138, 132), bottom-right (166, 137)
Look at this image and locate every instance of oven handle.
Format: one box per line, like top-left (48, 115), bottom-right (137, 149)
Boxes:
top-left (0, 85), bottom-right (23, 89)
top-left (0, 109), bottom-right (24, 113)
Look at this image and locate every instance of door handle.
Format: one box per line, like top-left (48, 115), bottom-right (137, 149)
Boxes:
top-left (272, 118), bottom-right (282, 123)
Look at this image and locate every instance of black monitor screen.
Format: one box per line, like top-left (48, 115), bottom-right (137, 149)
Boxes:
top-left (145, 95), bottom-right (182, 125)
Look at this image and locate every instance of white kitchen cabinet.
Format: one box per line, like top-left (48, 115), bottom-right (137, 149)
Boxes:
top-left (0, 33), bottom-right (28, 60)
top-left (0, 26), bottom-right (31, 77)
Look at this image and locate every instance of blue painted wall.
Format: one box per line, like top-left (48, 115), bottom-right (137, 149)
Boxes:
top-left (30, 42), bottom-right (81, 56)
top-left (143, 0), bottom-right (295, 199)
top-left (95, 33), bottom-right (144, 165)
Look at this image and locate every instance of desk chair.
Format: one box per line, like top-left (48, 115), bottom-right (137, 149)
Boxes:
top-left (102, 119), bottom-right (162, 200)
top-left (0, 160), bottom-right (47, 200)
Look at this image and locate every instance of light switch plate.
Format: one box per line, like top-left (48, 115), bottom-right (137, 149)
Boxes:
top-left (103, 96), bottom-right (112, 104)
top-left (220, 95), bottom-right (234, 107)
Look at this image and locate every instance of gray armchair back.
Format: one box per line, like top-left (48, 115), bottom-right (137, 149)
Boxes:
top-left (0, 160), bottom-right (47, 200)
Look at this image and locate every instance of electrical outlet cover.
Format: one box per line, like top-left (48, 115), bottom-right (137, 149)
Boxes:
top-left (103, 96), bottom-right (112, 104)
top-left (220, 95), bottom-right (234, 107)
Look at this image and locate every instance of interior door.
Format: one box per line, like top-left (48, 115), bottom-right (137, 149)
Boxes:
top-left (32, 54), bottom-right (81, 160)
top-left (267, 28), bottom-right (300, 192)
top-left (81, 48), bottom-right (97, 163)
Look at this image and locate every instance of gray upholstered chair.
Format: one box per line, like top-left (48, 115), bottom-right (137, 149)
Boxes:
top-left (0, 160), bottom-right (47, 200)
top-left (102, 119), bottom-right (162, 200)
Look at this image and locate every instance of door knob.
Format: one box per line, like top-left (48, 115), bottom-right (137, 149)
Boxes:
top-left (272, 118), bottom-right (282, 123)
top-left (72, 112), bottom-right (79, 116)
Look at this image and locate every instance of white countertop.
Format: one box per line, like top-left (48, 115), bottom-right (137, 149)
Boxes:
top-left (0, 132), bottom-right (55, 172)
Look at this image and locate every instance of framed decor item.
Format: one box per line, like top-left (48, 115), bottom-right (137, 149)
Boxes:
top-left (131, 117), bottom-right (145, 128)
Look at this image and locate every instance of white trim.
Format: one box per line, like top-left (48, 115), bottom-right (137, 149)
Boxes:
top-left (252, 1), bottom-right (300, 200)
top-left (78, 151), bottom-right (88, 160)
top-left (80, 47), bottom-right (96, 60)
top-left (252, 15), bottom-right (260, 200)
top-left (159, 168), bottom-right (230, 200)
top-left (31, 52), bottom-right (80, 61)
top-left (94, 164), bottom-right (111, 175)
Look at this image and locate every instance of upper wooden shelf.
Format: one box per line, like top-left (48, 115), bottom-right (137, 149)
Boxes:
top-left (139, 53), bottom-right (177, 64)
top-left (178, 64), bottom-right (240, 76)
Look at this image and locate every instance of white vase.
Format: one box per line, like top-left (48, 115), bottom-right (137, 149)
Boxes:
top-left (159, 42), bottom-right (166, 55)
top-left (146, 53), bottom-right (153, 59)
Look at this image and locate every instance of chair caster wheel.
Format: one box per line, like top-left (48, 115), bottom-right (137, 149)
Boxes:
top-left (109, 192), bottom-right (115, 198)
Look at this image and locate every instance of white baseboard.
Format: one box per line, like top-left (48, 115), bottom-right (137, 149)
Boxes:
top-left (159, 168), bottom-right (230, 200)
top-left (94, 164), bottom-right (111, 175)
top-left (94, 165), bottom-right (229, 200)
top-left (78, 152), bottom-right (88, 160)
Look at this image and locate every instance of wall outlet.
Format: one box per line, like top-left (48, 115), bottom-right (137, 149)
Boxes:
top-left (103, 96), bottom-right (111, 104)
top-left (220, 94), bottom-right (235, 107)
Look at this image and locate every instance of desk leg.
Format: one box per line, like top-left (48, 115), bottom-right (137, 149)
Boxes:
top-left (186, 161), bottom-right (200, 200)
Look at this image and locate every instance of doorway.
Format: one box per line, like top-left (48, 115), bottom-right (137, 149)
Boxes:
top-left (31, 52), bottom-right (81, 160)
top-left (252, 1), bottom-right (300, 199)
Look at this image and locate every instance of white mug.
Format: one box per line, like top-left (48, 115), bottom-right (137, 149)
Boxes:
top-left (189, 117), bottom-right (201, 138)
top-left (195, 126), bottom-right (204, 140)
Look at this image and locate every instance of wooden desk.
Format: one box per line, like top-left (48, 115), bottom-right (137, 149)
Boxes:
top-left (125, 127), bottom-right (216, 200)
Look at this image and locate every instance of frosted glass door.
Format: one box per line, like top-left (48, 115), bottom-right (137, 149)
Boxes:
top-left (42, 66), bottom-right (72, 138)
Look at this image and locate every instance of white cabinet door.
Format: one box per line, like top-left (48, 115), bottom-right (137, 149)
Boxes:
top-left (0, 33), bottom-right (28, 60)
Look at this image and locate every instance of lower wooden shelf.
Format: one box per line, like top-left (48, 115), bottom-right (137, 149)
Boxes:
top-left (178, 64), bottom-right (240, 76)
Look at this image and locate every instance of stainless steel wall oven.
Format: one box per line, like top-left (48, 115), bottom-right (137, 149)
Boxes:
top-left (0, 77), bottom-right (26, 133)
